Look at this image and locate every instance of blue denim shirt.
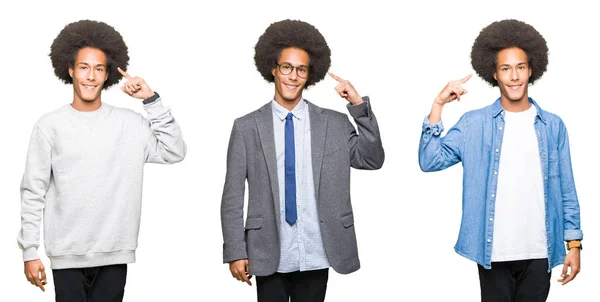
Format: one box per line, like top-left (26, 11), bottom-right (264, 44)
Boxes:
top-left (419, 98), bottom-right (583, 270)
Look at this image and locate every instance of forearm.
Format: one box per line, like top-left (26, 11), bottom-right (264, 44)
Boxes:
top-left (143, 93), bottom-right (187, 164)
top-left (347, 97), bottom-right (385, 169)
top-left (558, 123), bottom-right (583, 240)
top-left (429, 102), bottom-right (445, 124)
top-left (221, 187), bottom-right (248, 263)
top-left (419, 113), bottom-right (464, 172)
top-left (17, 125), bottom-right (52, 261)
top-left (221, 121), bottom-right (249, 263)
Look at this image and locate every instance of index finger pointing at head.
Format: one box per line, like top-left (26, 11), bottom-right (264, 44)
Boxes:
top-left (458, 74), bottom-right (472, 84)
top-left (328, 72), bottom-right (344, 83)
top-left (117, 67), bottom-right (131, 79)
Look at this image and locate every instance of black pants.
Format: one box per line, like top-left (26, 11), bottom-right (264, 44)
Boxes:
top-left (478, 259), bottom-right (551, 302)
top-left (256, 268), bottom-right (329, 302)
top-left (53, 264), bottom-right (127, 302)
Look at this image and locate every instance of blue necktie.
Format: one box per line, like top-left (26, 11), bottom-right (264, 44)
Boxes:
top-left (285, 112), bottom-right (297, 225)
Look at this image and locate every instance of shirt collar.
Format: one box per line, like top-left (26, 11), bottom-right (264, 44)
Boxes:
top-left (271, 99), bottom-right (306, 121)
top-left (491, 97), bottom-right (547, 124)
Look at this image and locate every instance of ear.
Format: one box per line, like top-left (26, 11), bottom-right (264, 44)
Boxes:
top-left (493, 72), bottom-right (497, 81)
top-left (272, 66), bottom-right (277, 77)
top-left (68, 66), bottom-right (74, 78)
top-left (529, 67), bottom-right (532, 77)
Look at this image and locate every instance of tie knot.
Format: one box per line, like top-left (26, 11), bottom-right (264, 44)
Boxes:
top-left (286, 112), bottom-right (294, 121)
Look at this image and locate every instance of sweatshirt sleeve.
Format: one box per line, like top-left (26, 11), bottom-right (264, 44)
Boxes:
top-left (140, 93), bottom-right (187, 164)
top-left (17, 124), bottom-right (52, 262)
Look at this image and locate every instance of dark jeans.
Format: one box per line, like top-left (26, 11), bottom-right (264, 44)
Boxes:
top-left (256, 268), bottom-right (329, 302)
top-left (53, 264), bottom-right (127, 302)
top-left (478, 259), bottom-right (551, 302)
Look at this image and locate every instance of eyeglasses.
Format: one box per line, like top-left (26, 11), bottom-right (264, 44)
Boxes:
top-left (276, 63), bottom-right (309, 79)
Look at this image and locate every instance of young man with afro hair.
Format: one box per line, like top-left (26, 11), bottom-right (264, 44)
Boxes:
top-left (17, 20), bottom-right (186, 301)
top-left (419, 19), bottom-right (583, 301)
top-left (220, 19), bottom-right (384, 301)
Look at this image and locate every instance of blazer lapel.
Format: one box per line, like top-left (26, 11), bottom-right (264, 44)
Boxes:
top-left (307, 100), bottom-right (328, 200)
top-left (255, 102), bottom-right (281, 224)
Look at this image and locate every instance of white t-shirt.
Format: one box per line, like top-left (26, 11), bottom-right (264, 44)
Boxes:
top-left (491, 105), bottom-right (548, 262)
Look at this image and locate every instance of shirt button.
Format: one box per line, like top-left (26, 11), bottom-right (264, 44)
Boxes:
top-left (487, 239), bottom-right (491, 243)
top-left (434, 132), bottom-right (439, 135)
top-left (495, 149), bottom-right (499, 153)
top-left (499, 127), bottom-right (503, 130)
top-left (491, 194), bottom-right (495, 198)
top-left (489, 218), bottom-right (493, 222)
top-left (494, 171), bottom-right (498, 175)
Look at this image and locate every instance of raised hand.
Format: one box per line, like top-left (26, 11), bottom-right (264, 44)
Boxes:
top-left (329, 72), bottom-right (363, 105)
top-left (435, 74), bottom-right (472, 105)
top-left (118, 67), bottom-right (155, 100)
top-left (428, 74), bottom-right (472, 124)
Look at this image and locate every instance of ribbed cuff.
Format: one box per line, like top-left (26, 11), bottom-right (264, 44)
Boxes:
top-left (143, 92), bottom-right (160, 105)
top-left (23, 247), bottom-right (39, 262)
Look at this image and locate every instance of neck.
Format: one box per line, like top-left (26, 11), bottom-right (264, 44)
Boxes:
top-left (71, 97), bottom-right (102, 112)
top-left (274, 96), bottom-right (302, 111)
top-left (500, 96), bottom-right (531, 113)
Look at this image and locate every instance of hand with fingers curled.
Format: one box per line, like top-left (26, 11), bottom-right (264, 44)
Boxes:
top-left (117, 67), bottom-right (155, 100)
top-left (328, 72), bottom-right (363, 106)
top-left (558, 248), bottom-right (581, 285)
top-left (435, 74), bottom-right (472, 105)
top-left (229, 258), bottom-right (253, 286)
top-left (428, 74), bottom-right (472, 124)
top-left (24, 259), bottom-right (47, 292)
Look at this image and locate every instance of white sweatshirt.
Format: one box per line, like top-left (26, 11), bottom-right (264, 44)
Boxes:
top-left (17, 95), bottom-right (186, 269)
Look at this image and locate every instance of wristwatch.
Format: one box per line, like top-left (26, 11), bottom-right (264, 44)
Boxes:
top-left (566, 240), bottom-right (582, 250)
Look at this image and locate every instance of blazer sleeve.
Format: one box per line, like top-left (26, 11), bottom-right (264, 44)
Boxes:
top-left (221, 119), bottom-right (249, 263)
top-left (345, 97), bottom-right (385, 170)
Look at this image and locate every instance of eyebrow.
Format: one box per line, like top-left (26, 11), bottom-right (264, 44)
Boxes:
top-left (279, 62), bottom-right (309, 68)
top-left (499, 62), bottom-right (528, 67)
top-left (76, 62), bottom-right (107, 68)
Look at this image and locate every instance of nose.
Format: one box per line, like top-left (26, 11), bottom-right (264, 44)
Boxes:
top-left (510, 69), bottom-right (519, 81)
top-left (87, 69), bottom-right (95, 81)
top-left (288, 67), bottom-right (298, 80)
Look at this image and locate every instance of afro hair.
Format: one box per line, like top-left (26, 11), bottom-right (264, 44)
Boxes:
top-left (50, 20), bottom-right (129, 89)
top-left (471, 19), bottom-right (548, 87)
top-left (254, 19), bottom-right (331, 88)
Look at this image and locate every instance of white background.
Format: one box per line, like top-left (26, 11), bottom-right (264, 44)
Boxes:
top-left (0, 0), bottom-right (597, 301)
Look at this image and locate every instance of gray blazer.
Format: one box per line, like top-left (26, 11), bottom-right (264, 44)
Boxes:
top-left (221, 97), bottom-right (384, 276)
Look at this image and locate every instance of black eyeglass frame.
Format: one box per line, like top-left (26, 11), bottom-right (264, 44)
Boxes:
top-left (276, 63), bottom-right (309, 79)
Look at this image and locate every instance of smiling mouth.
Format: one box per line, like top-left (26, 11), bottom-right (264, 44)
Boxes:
top-left (507, 84), bottom-right (522, 91)
top-left (284, 83), bottom-right (299, 90)
top-left (82, 84), bottom-right (97, 90)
